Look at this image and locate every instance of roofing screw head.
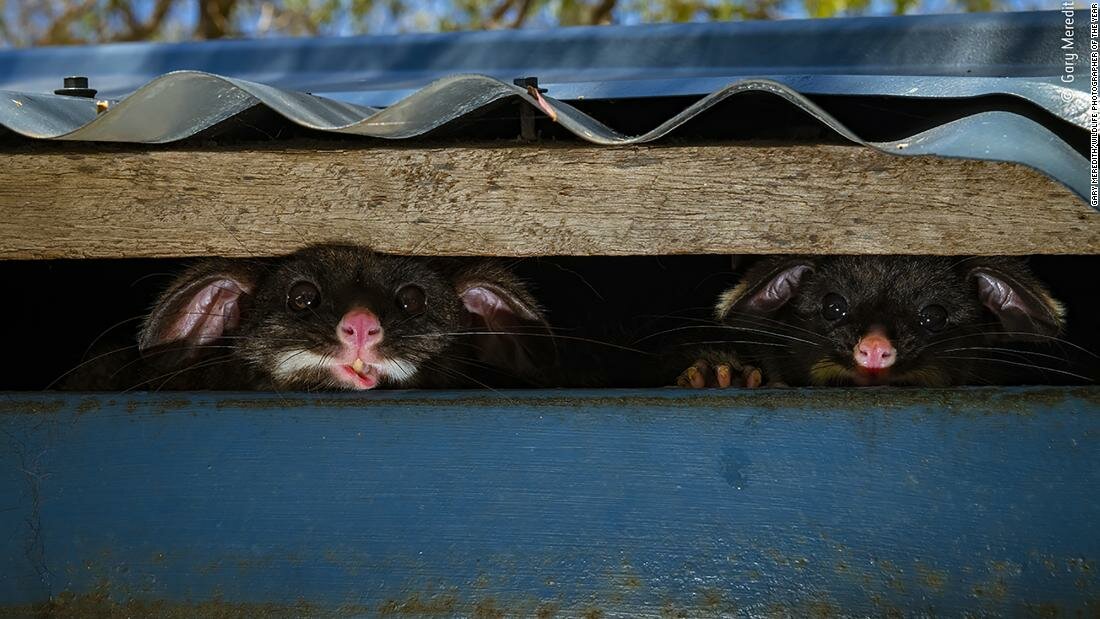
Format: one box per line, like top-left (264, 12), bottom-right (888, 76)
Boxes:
top-left (513, 76), bottom-right (548, 94)
top-left (54, 76), bottom-right (98, 98)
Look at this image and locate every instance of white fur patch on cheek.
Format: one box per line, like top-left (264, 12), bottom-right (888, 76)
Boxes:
top-left (271, 350), bottom-right (329, 380)
top-left (375, 358), bottom-right (419, 384)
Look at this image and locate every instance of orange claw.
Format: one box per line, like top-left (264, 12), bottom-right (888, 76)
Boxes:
top-left (744, 367), bottom-right (763, 389)
top-left (689, 364), bottom-right (706, 388)
top-left (715, 364), bottom-right (732, 388)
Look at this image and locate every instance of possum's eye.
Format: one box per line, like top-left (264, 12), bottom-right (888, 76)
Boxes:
top-left (821, 293), bottom-right (848, 321)
top-left (396, 284), bottom-right (427, 315)
top-left (287, 281), bottom-right (320, 312)
top-left (919, 304), bottom-right (948, 332)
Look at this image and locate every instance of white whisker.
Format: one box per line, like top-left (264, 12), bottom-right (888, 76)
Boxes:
top-left (939, 356), bottom-right (1093, 382)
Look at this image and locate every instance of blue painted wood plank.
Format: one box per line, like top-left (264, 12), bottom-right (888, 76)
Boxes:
top-left (1, 387), bottom-right (1098, 616)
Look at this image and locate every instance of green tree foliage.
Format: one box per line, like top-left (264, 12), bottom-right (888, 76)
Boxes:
top-left (0, 0), bottom-right (1006, 46)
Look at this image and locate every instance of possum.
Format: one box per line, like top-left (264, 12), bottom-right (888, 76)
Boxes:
top-left (675, 255), bottom-right (1084, 388)
top-left (62, 244), bottom-right (553, 390)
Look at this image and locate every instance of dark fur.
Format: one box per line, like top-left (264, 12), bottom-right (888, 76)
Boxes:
top-left (692, 255), bottom-right (1075, 387)
top-left (63, 245), bottom-right (551, 390)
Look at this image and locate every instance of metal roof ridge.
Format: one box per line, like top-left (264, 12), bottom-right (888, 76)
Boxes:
top-left (1, 72), bottom-right (1089, 206)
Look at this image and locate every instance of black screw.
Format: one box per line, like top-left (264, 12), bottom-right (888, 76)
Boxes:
top-left (513, 77), bottom-right (547, 141)
top-left (513, 76), bottom-right (548, 94)
top-left (54, 76), bottom-right (97, 98)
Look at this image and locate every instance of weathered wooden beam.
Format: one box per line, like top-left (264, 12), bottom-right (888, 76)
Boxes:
top-left (0, 141), bottom-right (1095, 259)
top-left (3, 388), bottom-right (1100, 613)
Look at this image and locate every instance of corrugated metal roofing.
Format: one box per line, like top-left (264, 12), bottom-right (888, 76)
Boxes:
top-left (0, 10), bottom-right (1092, 204)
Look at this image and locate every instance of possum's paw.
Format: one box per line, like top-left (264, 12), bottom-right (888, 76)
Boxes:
top-left (675, 352), bottom-right (762, 389)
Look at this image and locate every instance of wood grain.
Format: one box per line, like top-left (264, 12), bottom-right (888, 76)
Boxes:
top-left (0, 141), bottom-right (1095, 259)
top-left (3, 388), bottom-right (1099, 612)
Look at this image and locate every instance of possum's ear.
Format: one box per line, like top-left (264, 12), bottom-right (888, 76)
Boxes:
top-left (455, 263), bottom-right (554, 377)
top-left (715, 258), bottom-right (815, 321)
top-left (139, 261), bottom-right (258, 353)
top-left (968, 260), bottom-right (1065, 337)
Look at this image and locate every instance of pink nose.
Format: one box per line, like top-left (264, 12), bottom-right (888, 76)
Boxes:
top-left (338, 310), bottom-right (382, 350)
top-left (854, 332), bottom-right (896, 370)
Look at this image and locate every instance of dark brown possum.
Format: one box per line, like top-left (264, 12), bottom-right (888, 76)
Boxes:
top-left (676, 255), bottom-right (1089, 388)
top-left (62, 245), bottom-right (553, 390)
